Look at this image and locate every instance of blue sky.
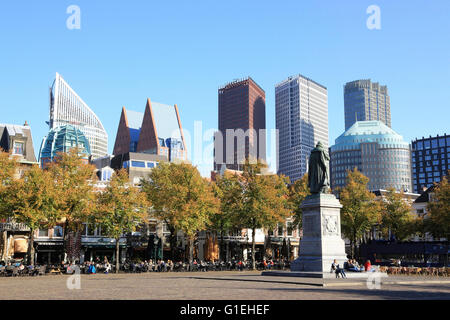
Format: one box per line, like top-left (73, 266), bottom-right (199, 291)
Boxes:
top-left (0, 0), bottom-right (449, 176)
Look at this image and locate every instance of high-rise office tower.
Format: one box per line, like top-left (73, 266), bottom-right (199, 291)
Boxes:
top-left (275, 74), bottom-right (329, 183)
top-left (344, 79), bottom-right (391, 130)
top-left (411, 134), bottom-right (449, 193)
top-left (214, 77), bottom-right (266, 171)
top-left (49, 72), bottom-right (108, 160)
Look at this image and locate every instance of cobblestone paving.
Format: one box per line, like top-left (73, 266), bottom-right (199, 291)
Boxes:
top-left (1, 271), bottom-right (449, 300)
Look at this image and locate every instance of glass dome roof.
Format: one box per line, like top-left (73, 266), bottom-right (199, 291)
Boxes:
top-left (331, 121), bottom-right (409, 151)
top-left (40, 125), bottom-right (91, 162)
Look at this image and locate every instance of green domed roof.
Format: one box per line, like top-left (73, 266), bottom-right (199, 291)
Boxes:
top-left (331, 121), bottom-right (409, 151)
top-left (39, 125), bottom-right (91, 162)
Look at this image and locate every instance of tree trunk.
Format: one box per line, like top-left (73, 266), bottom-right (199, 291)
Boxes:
top-left (167, 224), bottom-right (177, 261)
top-left (189, 237), bottom-right (194, 267)
top-left (115, 237), bottom-right (120, 274)
top-left (252, 227), bottom-right (256, 270)
top-left (27, 228), bottom-right (35, 265)
top-left (63, 223), bottom-right (69, 263)
top-left (219, 231), bottom-right (224, 262)
top-left (1, 231), bottom-right (7, 262)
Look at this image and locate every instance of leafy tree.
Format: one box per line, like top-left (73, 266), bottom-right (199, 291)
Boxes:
top-left (47, 149), bottom-right (96, 262)
top-left (0, 150), bottom-right (18, 220)
top-left (212, 172), bottom-right (243, 261)
top-left (426, 173), bottom-right (450, 239)
top-left (141, 162), bottom-right (219, 264)
top-left (9, 166), bottom-right (60, 265)
top-left (94, 169), bottom-right (148, 273)
top-left (238, 160), bottom-right (291, 270)
top-left (288, 173), bottom-right (310, 229)
top-left (381, 187), bottom-right (415, 241)
top-left (339, 168), bottom-right (382, 259)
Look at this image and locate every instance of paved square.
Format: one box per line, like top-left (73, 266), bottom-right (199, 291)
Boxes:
top-left (1, 271), bottom-right (449, 300)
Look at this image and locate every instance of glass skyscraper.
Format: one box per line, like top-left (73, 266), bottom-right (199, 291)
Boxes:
top-left (411, 134), bottom-right (450, 193)
top-left (344, 79), bottom-right (391, 130)
top-left (49, 72), bottom-right (108, 160)
top-left (275, 74), bottom-right (328, 183)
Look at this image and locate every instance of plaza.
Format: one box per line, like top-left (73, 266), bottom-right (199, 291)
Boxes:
top-left (0, 271), bottom-right (449, 300)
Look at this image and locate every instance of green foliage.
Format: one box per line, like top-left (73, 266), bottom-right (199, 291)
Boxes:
top-left (9, 165), bottom-right (60, 231)
top-left (95, 169), bottom-right (148, 240)
top-left (339, 168), bottom-right (382, 258)
top-left (47, 148), bottom-right (96, 232)
top-left (230, 160), bottom-right (292, 269)
top-left (381, 187), bottom-right (415, 241)
top-left (426, 174), bottom-right (450, 239)
top-left (0, 150), bottom-right (18, 219)
top-left (288, 174), bottom-right (310, 228)
top-left (141, 162), bottom-right (219, 262)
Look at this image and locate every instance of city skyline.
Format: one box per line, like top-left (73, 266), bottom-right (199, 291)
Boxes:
top-left (0, 1), bottom-right (449, 177)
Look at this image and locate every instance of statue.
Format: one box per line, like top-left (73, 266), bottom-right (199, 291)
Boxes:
top-left (308, 141), bottom-right (330, 194)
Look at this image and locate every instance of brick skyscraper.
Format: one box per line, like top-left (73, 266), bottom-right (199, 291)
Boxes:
top-left (214, 77), bottom-right (266, 171)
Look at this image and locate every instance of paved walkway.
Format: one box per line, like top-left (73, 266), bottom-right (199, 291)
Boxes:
top-left (1, 271), bottom-right (449, 300)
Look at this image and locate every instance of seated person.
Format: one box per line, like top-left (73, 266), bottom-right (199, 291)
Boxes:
top-left (347, 259), bottom-right (362, 272)
top-left (364, 260), bottom-right (375, 272)
top-left (331, 259), bottom-right (346, 278)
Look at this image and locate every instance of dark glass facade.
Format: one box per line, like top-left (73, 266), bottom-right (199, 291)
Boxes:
top-left (411, 134), bottom-right (450, 193)
top-left (214, 77), bottom-right (266, 171)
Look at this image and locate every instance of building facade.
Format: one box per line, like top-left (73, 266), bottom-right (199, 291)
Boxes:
top-left (49, 72), bottom-right (108, 160)
top-left (113, 99), bottom-right (187, 162)
top-left (214, 77), bottom-right (266, 171)
top-left (411, 134), bottom-right (450, 194)
top-left (330, 121), bottom-right (412, 192)
top-left (275, 74), bottom-right (328, 183)
top-left (344, 79), bottom-right (391, 130)
top-left (0, 122), bottom-right (38, 263)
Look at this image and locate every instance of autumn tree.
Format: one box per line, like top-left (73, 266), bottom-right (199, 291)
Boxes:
top-left (141, 162), bottom-right (219, 264)
top-left (426, 174), bottom-right (450, 239)
top-left (0, 150), bottom-right (18, 220)
top-left (212, 172), bottom-right (243, 261)
top-left (339, 168), bottom-right (382, 259)
top-left (9, 166), bottom-right (60, 265)
top-left (94, 169), bottom-right (148, 273)
top-left (288, 173), bottom-right (310, 229)
top-left (238, 160), bottom-right (292, 270)
top-left (0, 151), bottom-right (18, 262)
top-left (47, 149), bottom-right (96, 262)
top-left (380, 187), bottom-right (415, 241)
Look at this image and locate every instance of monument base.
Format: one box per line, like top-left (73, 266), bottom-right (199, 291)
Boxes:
top-left (262, 270), bottom-right (373, 279)
top-left (290, 193), bottom-right (348, 273)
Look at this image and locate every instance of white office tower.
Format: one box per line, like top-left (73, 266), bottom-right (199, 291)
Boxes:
top-left (275, 74), bottom-right (329, 182)
top-left (49, 72), bottom-right (108, 160)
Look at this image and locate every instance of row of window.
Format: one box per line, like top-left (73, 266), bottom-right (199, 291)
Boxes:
top-left (123, 160), bottom-right (159, 169)
top-left (413, 137), bottom-right (449, 150)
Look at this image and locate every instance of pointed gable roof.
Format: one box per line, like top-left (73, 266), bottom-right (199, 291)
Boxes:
top-left (113, 107), bottom-right (132, 155)
top-left (136, 99), bottom-right (159, 153)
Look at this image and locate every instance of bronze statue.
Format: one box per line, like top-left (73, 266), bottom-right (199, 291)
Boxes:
top-left (308, 141), bottom-right (330, 194)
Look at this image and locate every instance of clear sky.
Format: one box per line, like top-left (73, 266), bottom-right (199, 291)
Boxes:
top-left (0, 0), bottom-right (449, 176)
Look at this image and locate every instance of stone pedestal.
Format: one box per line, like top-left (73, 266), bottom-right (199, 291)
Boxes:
top-left (290, 193), bottom-right (348, 275)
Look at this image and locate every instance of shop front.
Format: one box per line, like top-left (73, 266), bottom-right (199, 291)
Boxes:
top-left (81, 237), bottom-right (127, 263)
top-left (35, 241), bottom-right (64, 265)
